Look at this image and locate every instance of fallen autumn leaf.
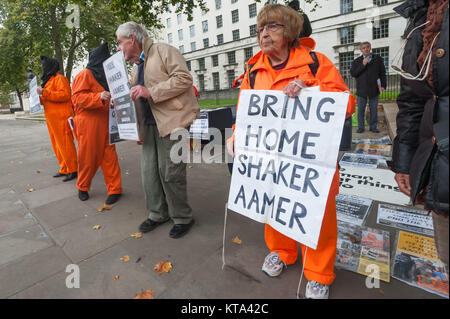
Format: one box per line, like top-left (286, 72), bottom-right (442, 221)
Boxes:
top-left (154, 261), bottom-right (172, 275)
top-left (131, 232), bottom-right (142, 239)
top-left (120, 256), bottom-right (130, 262)
top-left (232, 236), bottom-right (242, 244)
top-left (93, 225), bottom-right (101, 230)
top-left (97, 204), bottom-right (113, 212)
top-left (134, 290), bottom-right (155, 299)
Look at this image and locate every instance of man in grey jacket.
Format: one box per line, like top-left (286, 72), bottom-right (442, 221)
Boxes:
top-left (116, 21), bottom-right (200, 238)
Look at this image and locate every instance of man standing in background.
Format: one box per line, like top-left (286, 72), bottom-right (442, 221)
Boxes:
top-left (351, 42), bottom-right (386, 133)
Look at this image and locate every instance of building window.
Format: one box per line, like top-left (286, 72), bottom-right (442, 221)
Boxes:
top-left (217, 34), bottom-right (224, 45)
top-left (167, 33), bottom-right (173, 44)
top-left (166, 18), bottom-right (171, 28)
top-left (373, 19), bottom-right (389, 39)
top-left (227, 70), bottom-right (235, 88)
top-left (249, 3), bottom-right (257, 18)
top-left (191, 42), bottom-right (196, 51)
top-left (202, 20), bottom-right (208, 33)
top-left (202, 9), bottom-right (207, 15)
top-left (339, 52), bottom-right (354, 78)
top-left (340, 26), bottom-right (355, 44)
top-left (249, 24), bottom-right (257, 37)
top-left (203, 38), bottom-right (209, 48)
top-left (373, 0), bottom-right (387, 5)
top-left (232, 9), bottom-right (239, 23)
top-left (189, 25), bottom-right (195, 37)
top-left (178, 29), bottom-right (183, 41)
top-left (198, 74), bottom-right (205, 92)
top-left (227, 51), bottom-right (236, 64)
top-left (245, 47), bottom-right (253, 61)
top-left (216, 15), bottom-right (223, 28)
top-left (372, 47), bottom-right (389, 72)
top-left (215, 0), bottom-right (221, 9)
top-left (212, 55), bottom-right (219, 67)
top-left (177, 13), bottom-right (182, 24)
top-left (213, 72), bottom-right (220, 90)
top-left (198, 57), bottom-right (205, 70)
top-left (340, 0), bottom-right (353, 14)
top-left (231, 0), bottom-right (238, 3)
top-left (232, 30), bottom-right (240, 41)
top-left (179, 45), bottom-right (184, 54)
top-left (186, 60), bottom-right (191, 71)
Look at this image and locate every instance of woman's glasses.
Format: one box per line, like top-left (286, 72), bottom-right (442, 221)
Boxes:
top-left (256, 23), bottom-right (285, 35)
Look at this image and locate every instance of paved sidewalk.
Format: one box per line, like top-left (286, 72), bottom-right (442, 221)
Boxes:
top-left (0, 118), bottom-right (444, 299)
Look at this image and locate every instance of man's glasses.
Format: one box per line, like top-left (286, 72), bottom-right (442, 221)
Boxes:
top-left (256, 23), bottom-right (285, 35)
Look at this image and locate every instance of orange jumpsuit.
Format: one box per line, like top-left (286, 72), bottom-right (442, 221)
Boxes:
top-left (40, 73), bottom-right (78, 175)
top-left (234, 38), bottom-right (356, 285)
top-left (71, 69), bottom-right (122, 195)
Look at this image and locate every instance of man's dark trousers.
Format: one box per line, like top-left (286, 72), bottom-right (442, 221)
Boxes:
top-left (357, 95), bottom-right (379, 131)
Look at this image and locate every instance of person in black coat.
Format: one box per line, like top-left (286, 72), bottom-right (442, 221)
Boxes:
top-left (391, 0), bottom-right (448, 270)
top-left (350, 42), bottom-right (386, 133)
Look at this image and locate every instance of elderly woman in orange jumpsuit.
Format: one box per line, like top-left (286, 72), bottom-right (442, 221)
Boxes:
top-left (227, 4), bottom-right (355, 299)
top-left (71, 43), bottom-right (122, 204)
top-left (37, 56), bottom-right (78, 182)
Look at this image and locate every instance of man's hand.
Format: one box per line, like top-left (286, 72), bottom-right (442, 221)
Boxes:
top-left (100, 91), bottom-right (111, 101)
top-left (363, 57), bottom-right (370, 66)
top-left (283, 79), bottom-right (307, 98)
top-left (394, 173), bottom-right (411, 196)
top-left (380, 87), bottom-right (385, 92)
top-left (130, 85), bottom-right (150, 101)
top-left (36, 87), bottom-right (43, 96)
top-left (226, 137), bottom-right (235, 158)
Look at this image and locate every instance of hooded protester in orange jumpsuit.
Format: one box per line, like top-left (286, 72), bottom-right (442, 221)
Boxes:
top-left (38, 56), bottom-right (78, 182)
top-left (71, 43), bottom-right (122, 204)
top-left (227, 4), bottom-right (356, 299)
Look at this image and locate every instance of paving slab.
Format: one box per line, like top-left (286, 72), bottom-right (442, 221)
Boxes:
top-left (0, 224), bottom-right (53, 267)
top-left (0, 246), bottom-right (71, 298)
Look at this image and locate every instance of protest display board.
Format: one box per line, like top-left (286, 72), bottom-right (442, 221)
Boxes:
top-left (336, 193), bottom-right (372, 226)
top-left (377, 204), bottom-right (434, 236)
top-left (352, 135), bottom-right (392, 145)
top-left (355, 143), bottom-right (392, 158)
top-left (28, 76), bottom-right (43, 115)
top-left (336, 221), bottom-right (390, 282)
top-left (103, 51), bottom-right (139, 140)
top-left (189, 111), bottom-right (209, 140)
top-left (109, 103), bottom-right (124, 145)
top-left (227, 89), bottom-right (349, 249)
top-left (392, 231), bottom-right (449, 298)
top-left (339, 166), bottom-right (410, 206)
top-left (339, 153), bottom-right (387, 169)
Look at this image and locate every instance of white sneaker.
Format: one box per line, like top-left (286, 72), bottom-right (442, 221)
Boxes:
top-left (261, 252), bottom-right (286, 277)
top-left (305, 280), bottom-right (329, 299)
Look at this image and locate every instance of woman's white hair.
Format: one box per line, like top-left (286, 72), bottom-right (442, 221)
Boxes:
top-left (116, 21), bottom-right (149, 43)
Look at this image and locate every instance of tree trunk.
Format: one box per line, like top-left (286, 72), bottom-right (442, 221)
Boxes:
top-left (15, 88), bottom-right (23, 111)
top-left (49, 4), bottom-right (64, 76)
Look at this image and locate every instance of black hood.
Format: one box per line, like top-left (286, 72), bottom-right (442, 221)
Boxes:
top-left (40, 56), bottom-right (60, 88)
top-left (87, 42), bottom-right (110, 91)
top-left (394, 0), bottom-right (428, 18)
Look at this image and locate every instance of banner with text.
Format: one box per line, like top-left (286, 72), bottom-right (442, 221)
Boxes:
top-left (103, 51), bottom-right (139, 140)
top-left (227, 89), bottom-right (349, 249)
top-left (29, 76), bottom-right (43, 115)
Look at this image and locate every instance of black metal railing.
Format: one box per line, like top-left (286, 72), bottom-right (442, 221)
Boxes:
top-left (343, 73), bottom-right (401, 101)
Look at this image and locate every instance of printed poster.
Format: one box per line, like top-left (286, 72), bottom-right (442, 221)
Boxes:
top-left (336, 221), bottom-right (390, 282)
top-left (336, 193), bottom-right (372, 226)
top-left (377, 204), bottom-right (434, 236)
top-left (392, 231), bottom-right (449, 298)
top-left (103, 51), bottom-right (139, 140)
top-left (339, 153), bottom-right (388, 169)
top-left (339, 166), bottom-right (410, 206)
